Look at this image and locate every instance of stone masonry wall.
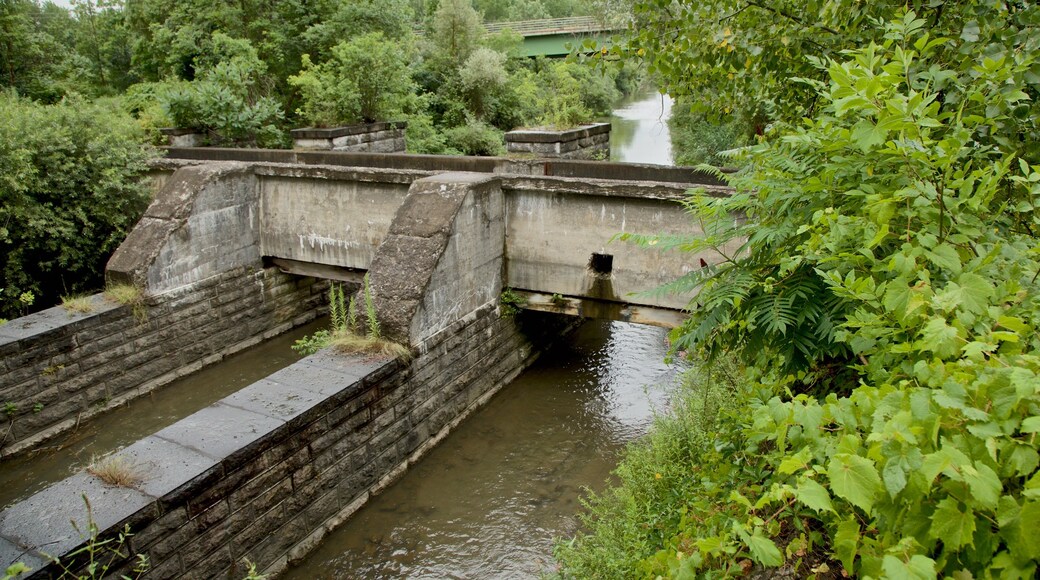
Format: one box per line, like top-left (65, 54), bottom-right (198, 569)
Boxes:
top-left (291, 122), bottom-right (407, 153)
top-left (504, 123), bottom-right (611, 160)
top-left (0, 266), bottom-right (326, 459)
top-left (0, 304), bottom-right (571, 579)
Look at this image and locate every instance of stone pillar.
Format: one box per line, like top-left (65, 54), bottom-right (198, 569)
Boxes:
top-left (504, 123), bottom-right (611, 159)
top-left (367, 173), bottom-right (505, 345)
top-left (291, 121), bottom-right (408, 153)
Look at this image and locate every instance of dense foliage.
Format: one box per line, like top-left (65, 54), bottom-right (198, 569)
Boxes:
top-left (289, 32), bottom-right (415, 127)
top-left (0, 0), bottom-right (636, 317)
top-left (0, 93), bottom-right (152, 319)
top-left (558, 5), bottom-right (1040, 579)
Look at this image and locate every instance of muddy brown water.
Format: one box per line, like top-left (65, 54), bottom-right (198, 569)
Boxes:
top-left (0, 318), bottom-right (327, 509)
top-left (283, 320), bottom-right (686, 579)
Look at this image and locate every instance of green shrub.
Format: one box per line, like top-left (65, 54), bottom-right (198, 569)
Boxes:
top-left (158, 33), bottom-right (284, 147)
top-left (573, 11), bottom-right (1040, 578)
top-left (444, 119), bottom-right (505, 156)
top-left (0, 92), bottom-right (153, 319)
top-left (669, 99), bottom-right (752, 167)
top-left (288, 32), bottom-right (414, 127)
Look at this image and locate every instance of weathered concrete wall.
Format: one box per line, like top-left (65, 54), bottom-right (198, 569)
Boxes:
top-left (257, 166), bottom-right (418, 272)
top-left (0, 305), bottom-right (570, 579)
top-left (134, 159), bottom-right (732, 318)
top-left (159, 148), bottom-right (732, 188)
top-left (108, 163), bottom-right (260, 294)
top-left (0, 268), bottom-right (324, 459)
top-left (505, 123), bottom-right (611, 160)
top-left (502, 176), bottom-right (736, 311)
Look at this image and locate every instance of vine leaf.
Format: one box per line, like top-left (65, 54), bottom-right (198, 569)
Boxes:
top-left (743, 530), bottom-right (784, 567)
top-left (881, 554), bottom-right (937, 580)
top-left (834, 518), bottom-right (860, 574)
top-left (827, 453), bottom-right (881, 513)
top-left (795, 477), bottom-right (835, 513)
top-left (929, 497), bottom-right (976, 549)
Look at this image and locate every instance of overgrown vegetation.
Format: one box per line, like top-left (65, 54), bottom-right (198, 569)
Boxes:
top-left (61, 295), bottom-right (95, 314)
top-left (0, 93), bottom-right (152, 320)
top-left (103, 282), bottom-right (146, 321)
top-left (292, 277), bottom-right (410, 360)
top-left (558, 4), bottom-right (1040, 578)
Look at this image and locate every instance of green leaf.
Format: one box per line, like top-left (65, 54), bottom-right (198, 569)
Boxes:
top-left (834, 518), bottom-right (860, 574)
top-left (929, 497), bottom-right (976, 549)
top-left (883, 457), bottom-right (909, 497)
top-left (828, 454), bottom-right (881, 513)
top-left (1022, 416), bottom-right (1040, 434)
top-left (1019, 501), bottom-right (1040, 559)
top-left (744, 530), bottom-right (784, 567)
top-left (920, 318), bottom-right (960, 359)
top-left (963, 463), bottom-right (1002, 510)
top-left (882, 555), bottom-right (937, 580)
top-left (795, 477), bottom-right (835, 513)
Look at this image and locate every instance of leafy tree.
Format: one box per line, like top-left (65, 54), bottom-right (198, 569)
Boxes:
top-left (300, 0), bottom-right (414, 61)
top-left (428, 0), bottom-right (484, 73)
top-left (615, 0), bottom-right (1040, 159)
top-left (0, 0), bottom-right (93, 101)
top-left (565, 7), bottom-right (1040, 578)
top-left (290, 32), bottom-right (415, 126)
top-left (159, 33), bottom-right (283, 146)
top-left (0, 93), bottom-right (153, 318)
top-left (459, 46), bottom-right (508, 120)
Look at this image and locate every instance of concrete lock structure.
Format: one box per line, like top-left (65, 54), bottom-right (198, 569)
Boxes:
top-left (0, 149), bottom-right (735, 578)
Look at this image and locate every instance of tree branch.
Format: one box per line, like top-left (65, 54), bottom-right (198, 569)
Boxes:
top-left (744, 1), bottom-right (841, 36)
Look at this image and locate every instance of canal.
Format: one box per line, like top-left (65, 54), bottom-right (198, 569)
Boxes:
top-left (284, 91), bottom-right (682, 578)
top-left (0, 318), bottom-right (327, 509)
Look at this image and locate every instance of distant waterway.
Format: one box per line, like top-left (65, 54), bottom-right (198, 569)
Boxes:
top-left (285, 320), bottom-right (686, 579)
top-left (0, 318), bottom-right (327, 509)
top-left (609, 90), bottom-right (675, 165)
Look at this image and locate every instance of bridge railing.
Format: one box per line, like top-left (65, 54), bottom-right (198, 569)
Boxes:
top-left (484, 16), bottom-right (614, 36)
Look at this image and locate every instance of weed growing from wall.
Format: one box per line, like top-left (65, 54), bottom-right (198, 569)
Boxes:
top-left (498, 288), bottom-right (526, 318)
top-left (293, 277), bottom-right (409, 359)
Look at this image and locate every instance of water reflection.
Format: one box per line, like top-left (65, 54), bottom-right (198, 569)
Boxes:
top-left (284, 321), bottom-right (686, 579)
top-left (610, 91), bottom-right (674, 165)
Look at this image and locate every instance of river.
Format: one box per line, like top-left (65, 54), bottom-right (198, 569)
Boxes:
top-left (610, 90), bottom-right (674, 165)
top-left (284, 91), bottom-right (683, 578)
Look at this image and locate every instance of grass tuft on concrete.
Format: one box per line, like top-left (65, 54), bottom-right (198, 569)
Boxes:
top-left (61, 294), bottom-right (95, 314)
top-left (87, 454), bottom-right (145, 488)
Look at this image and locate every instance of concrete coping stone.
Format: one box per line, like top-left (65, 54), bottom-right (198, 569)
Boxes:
top-left (251, 163), bottom-right (429, 185)
top-left (156, 148), bottom-right (734, 188)
top-left (0, 348), bottom-right (398, 574)
top-left (504, 122), bottom-right (611, 144)
top-left (290, 121), bottom-right (407, 140)
top-left (0, 294), bottom-right (122, 348)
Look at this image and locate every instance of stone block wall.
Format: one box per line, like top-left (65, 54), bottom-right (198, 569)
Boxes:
top-left (0, 304), bottom-right (571, 579)
top-left (290, 122), bottom-right (407, 153)
top-left (504, 123), bottom-right (611, 160)
top-left (0, 267), bottom-right (326, 459)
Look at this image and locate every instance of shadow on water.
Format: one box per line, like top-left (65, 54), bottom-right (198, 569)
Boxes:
top-left (284, 320), bottom-right (688, 579)
top-left (0, 317), bottom-right (328, 509)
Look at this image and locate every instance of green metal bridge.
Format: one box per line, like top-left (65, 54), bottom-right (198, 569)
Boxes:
top-left (484, 16), bottom-right (619, 57)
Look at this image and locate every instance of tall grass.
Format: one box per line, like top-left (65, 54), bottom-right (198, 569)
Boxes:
top-left (292, 277), bottom-right (409, 360)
